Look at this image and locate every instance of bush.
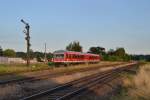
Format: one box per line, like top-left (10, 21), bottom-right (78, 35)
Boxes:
top-left (116, 64), bottom-right (150, 100)
top-left (128, 64), bottom-right (150, 100)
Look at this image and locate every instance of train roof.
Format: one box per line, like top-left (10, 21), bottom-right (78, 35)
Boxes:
top-left (53, 50), bottom-right (99, 56)
top-left (53, 50), bottom-right (81, 54)
top-left (53, 50), bottom-right (66, 53)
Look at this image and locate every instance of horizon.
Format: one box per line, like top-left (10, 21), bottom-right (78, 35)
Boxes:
top-left (0, 0), bottom-right (150, 55)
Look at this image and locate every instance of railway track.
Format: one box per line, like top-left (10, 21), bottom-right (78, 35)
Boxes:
top-left (20, 62), bottom-right (137, 100)
top-left (0, 63), bottom-right (126, 85)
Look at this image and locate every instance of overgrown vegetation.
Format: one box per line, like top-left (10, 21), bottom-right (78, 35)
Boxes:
top-left (131, 55), bottom-right (150, 62)
top-left (111, 63), bottom-right (150, 100)
top-left (0, 63), bottom-right (50, 75)
top-left (0, 46), bottom-right (53, 61)
top-left (88, 47), bottom-right (131, 61)
top-left (0, 62), bottom-right (123, 75)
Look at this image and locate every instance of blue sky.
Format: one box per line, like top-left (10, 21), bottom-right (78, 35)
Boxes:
top-left (0, 0), bottom-right (150, 54)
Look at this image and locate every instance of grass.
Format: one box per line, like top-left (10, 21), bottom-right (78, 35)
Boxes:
top-left (45, 61), bottom-right (125, 74)
top-left (111, 62), bottom-right (150, 100)
top-left (0, 61), bottom-right (124, 75)
top-left (128, 64), bottom-right (150, 100)
top-left (0, 63), bottom-right (50, 75)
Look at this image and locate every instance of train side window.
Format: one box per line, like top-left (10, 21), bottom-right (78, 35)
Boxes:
top-left (66, 54), bottom-right (68, 58)
top-left (70, 55), bottom-right (72, 58)
top-left (69, 55), bottom-right (71, 58)
top-left (79, 55), bottom-right (81, 59)
top-left (75, 55), bottom-right (78, 58)
top-left (81, 55), bottom-right (84, 59)
top-left (78, 55), bottom-right (79, 58)
top-left (74, 55), bottom-right (76, 58)
top-left (75, 55), bottom-right (77, 58)
top-left (54, 54), bottom-right (64, 58)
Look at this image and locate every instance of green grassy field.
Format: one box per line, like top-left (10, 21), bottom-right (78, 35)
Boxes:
top-left (0, 62), bottom-right (123, 75)
top-left (0, 63), bottom-right (50, 75)
top-left (0, 63), bottom-right (99, 75)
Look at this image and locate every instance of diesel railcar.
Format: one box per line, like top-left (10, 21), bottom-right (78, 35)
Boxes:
top-left (50, 50), bottom-right (101, 65)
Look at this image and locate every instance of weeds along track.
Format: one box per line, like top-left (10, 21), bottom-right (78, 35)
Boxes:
top-left (20, 62), bottom-right (137, 100)
top-left (0, 63), bottom-right (126, 85)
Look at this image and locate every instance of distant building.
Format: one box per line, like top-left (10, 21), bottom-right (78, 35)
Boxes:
top-left (8, 58), bottom-right (26, 64)
top-left (0, 57), bottom-right (37, 64)
top-left (0, 57), bottom-right (8, 64)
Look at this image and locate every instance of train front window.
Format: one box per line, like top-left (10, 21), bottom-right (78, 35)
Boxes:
top-left (54, 54), bottom-right (64, 59)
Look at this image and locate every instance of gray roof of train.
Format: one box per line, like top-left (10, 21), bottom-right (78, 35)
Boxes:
top-left (53, 50), bottom-right (99, 56)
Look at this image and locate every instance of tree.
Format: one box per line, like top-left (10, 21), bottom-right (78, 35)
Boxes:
top-left (29, 49), bottom-right (34, 59)
top-left (114, 48), bottom-right (126, 57)
top-left (107, 49), bottom-right (115, 55)
top-left (34, 51), bottom-right (44, 62)
top-left (123, 54), bottom-right (131, 61)
top-left (88, 46), bottom-right (105, 55)
top-left (34, 51), bottom-right (44, 58)
top-left (66, 41), bottom-right (82, 52)
top-left (107, 48), bottom-right (131, 61)
top-left (36, 55), bottom-right (43, 62)
top-left (16, 52), bottom-right (26, 59)
top-left (47, 53), bottom-right (53, 59)
top-left (0, 46), bottom-right (3, 56)
top-left (3, 49), bottom-right (16, 57)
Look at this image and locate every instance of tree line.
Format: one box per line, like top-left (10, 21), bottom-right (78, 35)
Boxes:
top-left (131, 55), bottom-right (150, 62)
top-left (65, 41), bottom-right (150, 62)
top-left (0, 47), bottom-right (16, 57)
top-left (66, 41), bottom-right (131, 61)
top-left (0, 46), bottom-right (52, 62)
top-left (1, 41), bottom-right (149, 62)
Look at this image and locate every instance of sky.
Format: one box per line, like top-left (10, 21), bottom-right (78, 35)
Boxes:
top-left (0, 0), bottom-right (150, 54)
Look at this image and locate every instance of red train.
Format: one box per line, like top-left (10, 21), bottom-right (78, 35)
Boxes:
top-left (51, 50), bottom-right (101, 65)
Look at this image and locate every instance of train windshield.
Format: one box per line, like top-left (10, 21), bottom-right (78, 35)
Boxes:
top-left (54, 54), bottom-right (64, 59)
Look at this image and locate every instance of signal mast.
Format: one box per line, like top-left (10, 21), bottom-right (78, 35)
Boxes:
top-left (21, 19), bottom-right (31, 66)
